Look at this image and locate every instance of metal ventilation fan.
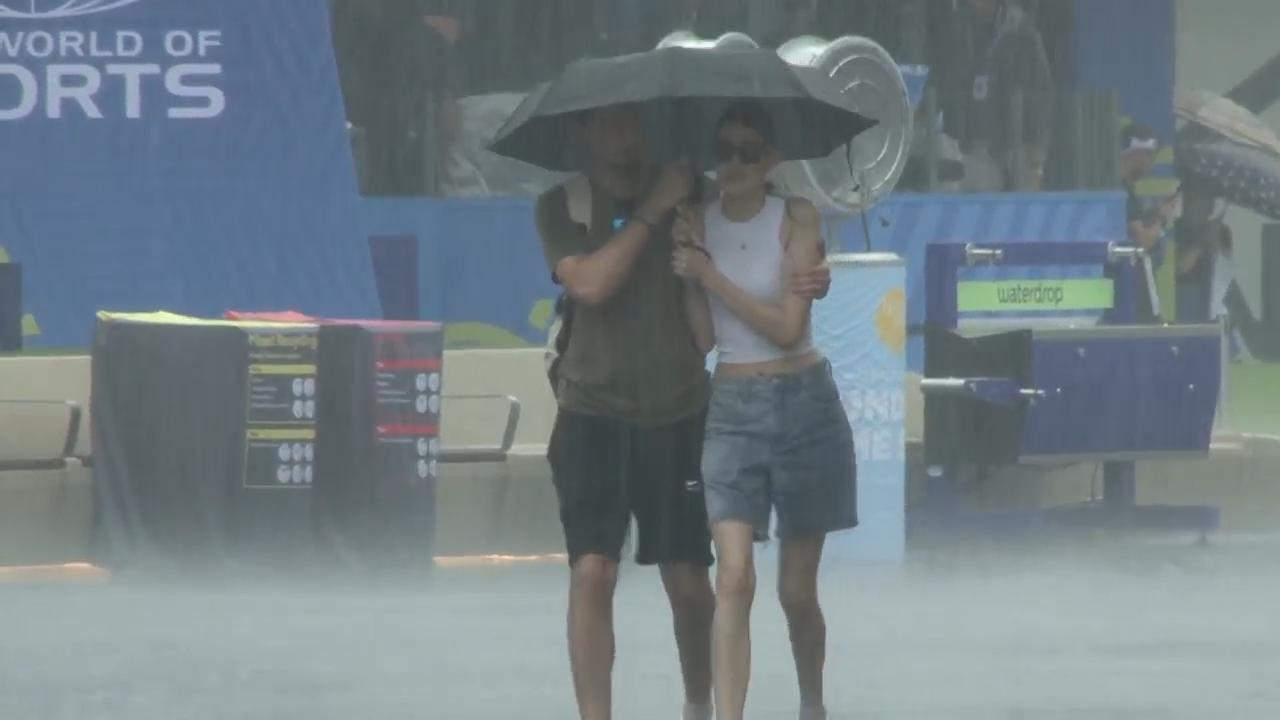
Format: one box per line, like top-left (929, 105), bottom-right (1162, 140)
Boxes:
top-left (773, 35), bottom-right (912, 213)
top-left (655, 30), bottom-right (760, 51)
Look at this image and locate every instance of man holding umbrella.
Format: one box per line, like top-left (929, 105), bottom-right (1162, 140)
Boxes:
top-left (537, 107), bottom-right (717, 720)
top-left (492, 46), bottom-right (873, 720)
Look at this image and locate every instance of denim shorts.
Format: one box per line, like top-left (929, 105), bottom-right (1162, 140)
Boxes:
top-left (701, 358), bottom-right (857, 541)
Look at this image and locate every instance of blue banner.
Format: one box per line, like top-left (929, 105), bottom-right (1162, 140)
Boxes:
top-left (0, 0), bottom-right (379, 346)
top-left (812, 254), bottom-right (906, 563)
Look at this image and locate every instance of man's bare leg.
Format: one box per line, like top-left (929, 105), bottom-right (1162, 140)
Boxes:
top-left (568, 554), bottom-right (620, 720)
top-left (778, 535), bottom-right (827, 718)
top-left (660, 563), bottom-right (715, 718)
top-left (710, 521), bottom-right (757, 720)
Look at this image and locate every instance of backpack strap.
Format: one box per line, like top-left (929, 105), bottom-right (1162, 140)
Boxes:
top-left (546, 174), bottom-right (590, 393)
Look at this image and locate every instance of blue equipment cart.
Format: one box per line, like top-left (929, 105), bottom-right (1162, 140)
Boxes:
top-left (918, 242), bottom-right (1222, 536)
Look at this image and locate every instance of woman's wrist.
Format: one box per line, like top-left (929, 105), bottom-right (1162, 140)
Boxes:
top-left (697, 263), bottom-right (721, 288)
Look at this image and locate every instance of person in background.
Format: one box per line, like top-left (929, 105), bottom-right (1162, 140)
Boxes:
top-left (331, 0), bottom-right (460, 196)
top-left (535, 104), bottom-right (833, 720)
top-left (954, 0), bottom-right (1053, 192)
top-left (423, 12), bottom-right (462, 181)
top-left (1175, 189), bottom-right (1224, 324)
top-left (1120, 123), bottom-right (1176, 323)
top-left (745, 0), bottom-right (819, 47)
top-left (688, 0), bottom-right (745, 39)
top-left (597, 0), bottom-right (698, 54)
top-left (672, 102), bottom-right (857, 720)
top-left (1208, 223), bottom-right (1237, 324)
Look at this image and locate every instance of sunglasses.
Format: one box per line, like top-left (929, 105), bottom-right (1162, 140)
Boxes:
top-left (714, 140), bottom-right (766, 166)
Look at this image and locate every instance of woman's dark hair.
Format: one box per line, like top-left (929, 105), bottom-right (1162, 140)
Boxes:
top-left (713, 101), bottom-right (780, 195)
top-left (714, 101), bottom-right (776, 147)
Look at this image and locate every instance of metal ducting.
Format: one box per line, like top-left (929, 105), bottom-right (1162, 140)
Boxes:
top-left (773, 35), bottom-right (912, 212)
top-left (655, 30), bottom-right (760, 51)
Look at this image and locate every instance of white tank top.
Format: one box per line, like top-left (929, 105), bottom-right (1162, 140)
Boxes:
top-left (704, 195), bottom-right (813, 364)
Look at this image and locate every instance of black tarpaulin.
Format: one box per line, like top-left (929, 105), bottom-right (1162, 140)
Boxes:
top-left (91, 312), bottom-right (445, 578)
top-left (0, 262), bottom-right (19, 351)
top-left (923, 327), bottom-right (1032, 467)
top-left (90, 313), bottom-right (320, 575)
top-left (313, 322), bottom-right (443, 575)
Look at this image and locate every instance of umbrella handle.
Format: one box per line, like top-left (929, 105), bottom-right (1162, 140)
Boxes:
top-left (688, 164), bottom-right (704, 205)
top-left (858, 206), bottom-right (873, 253)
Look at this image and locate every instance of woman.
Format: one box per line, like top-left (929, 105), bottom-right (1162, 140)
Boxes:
top-left (671, 102), bottom-right (857, 720)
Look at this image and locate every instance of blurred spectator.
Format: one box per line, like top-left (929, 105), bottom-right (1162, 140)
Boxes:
top-left (745, 0), bottom-right (818, 48)
top-left (1209, 223), bottom-right (1237, 323)
top-left (946, 0), bottom-right (1053, 192)
top-left (599, 0), bottom-right (696, 54)
top-left (893, 0), bottom-right (930, 64)
top-left (449, 1), bottom-right (594, 94)
top-left (1183, 219), bottom-right (1240, 336)
top-left (689, 0), bottom-right (744, 38)
top-left (332, 0), bottom-right (460, 196)
top-left (1121, 124), bottom-right (1160, 217)
top-left (1174, 189), bottom-right (1220, 323)
top-left (1120, 123), bottom-right (1174, 322)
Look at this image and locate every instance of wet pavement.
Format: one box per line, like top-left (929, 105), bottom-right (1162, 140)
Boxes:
top-left (2, 539), bottom-right (1278, 719)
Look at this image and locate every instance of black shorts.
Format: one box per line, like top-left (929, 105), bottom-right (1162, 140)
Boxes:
top-left (547, 408), bottom-right (714, 567)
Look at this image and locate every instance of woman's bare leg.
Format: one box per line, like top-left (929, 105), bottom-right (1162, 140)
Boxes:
top-left (710, 521), bottom-right (756, 720)
top-left (778, 534), bottom-right (827, 717)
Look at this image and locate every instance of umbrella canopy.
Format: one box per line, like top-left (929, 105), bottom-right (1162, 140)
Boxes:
top-left (489, 46), bottom-right (877, 172)
top-left (1176, 89), bottom-right (1280, 157)
top-left (1178, 140), bottom-right (1280, 221)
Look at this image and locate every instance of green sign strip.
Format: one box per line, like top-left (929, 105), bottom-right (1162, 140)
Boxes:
top-left (957, 278), bottom-right (1115, 313)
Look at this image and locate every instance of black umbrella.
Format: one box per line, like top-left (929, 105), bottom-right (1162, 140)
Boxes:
top-left (488, 46), bottom-right (877, 172)
top-left (1177, 140), bottom-right (1280, 221)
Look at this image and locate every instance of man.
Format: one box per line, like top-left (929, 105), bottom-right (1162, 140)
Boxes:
top-left (954, 0), bottom-right (1053, 192)
top-left (535, 104), bottom-right (830, 720)
top-left (1120, 123), bottom-right (1175, 322)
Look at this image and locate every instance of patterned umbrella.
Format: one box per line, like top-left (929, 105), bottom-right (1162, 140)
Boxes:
top-left (1177, 140), bottom-right (1280, 221)
top-left (1176, 89), bottom-right (1280, 157)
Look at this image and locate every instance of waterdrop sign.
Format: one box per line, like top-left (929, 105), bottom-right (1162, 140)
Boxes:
top-left (0, 0), bottom-right (380, 346)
